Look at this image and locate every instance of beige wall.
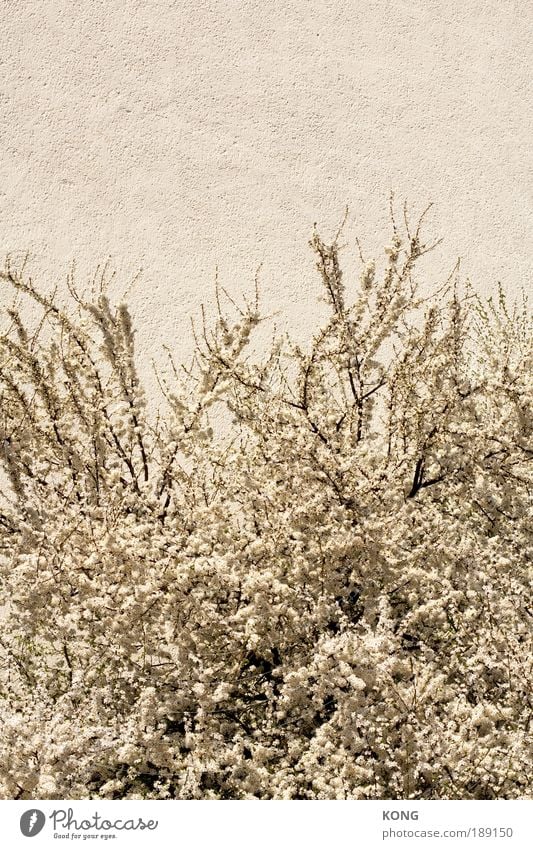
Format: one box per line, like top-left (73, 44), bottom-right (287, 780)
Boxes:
top-left (0, 0), bottom-right (531, 389)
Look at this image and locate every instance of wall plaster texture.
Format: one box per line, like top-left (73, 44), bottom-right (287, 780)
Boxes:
top-left (0, 0), bottom-right (531, 398)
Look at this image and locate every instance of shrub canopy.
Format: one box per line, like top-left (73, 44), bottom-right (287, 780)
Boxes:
top-left (0, 213), bottom-right (531, 799)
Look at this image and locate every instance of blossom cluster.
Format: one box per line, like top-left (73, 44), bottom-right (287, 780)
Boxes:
top-left (0, 213), bottom-right (530, 799)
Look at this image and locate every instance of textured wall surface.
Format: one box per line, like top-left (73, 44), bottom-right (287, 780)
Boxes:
top-left (0, 0), bottom-right (531, 388)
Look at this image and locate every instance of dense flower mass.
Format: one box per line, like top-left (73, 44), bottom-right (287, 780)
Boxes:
top-left (0, 211), bottom-right (531, 799)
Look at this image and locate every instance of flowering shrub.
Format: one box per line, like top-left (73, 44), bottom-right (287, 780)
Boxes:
top-left (0, 211), bottom-right (531, 799)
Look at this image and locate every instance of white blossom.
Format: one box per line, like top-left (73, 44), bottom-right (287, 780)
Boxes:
top-left (0, 211), bottom-right (530, 800)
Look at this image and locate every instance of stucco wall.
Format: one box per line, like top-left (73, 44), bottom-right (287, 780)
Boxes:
top-left (0, 0), bottom-right (531, 390)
